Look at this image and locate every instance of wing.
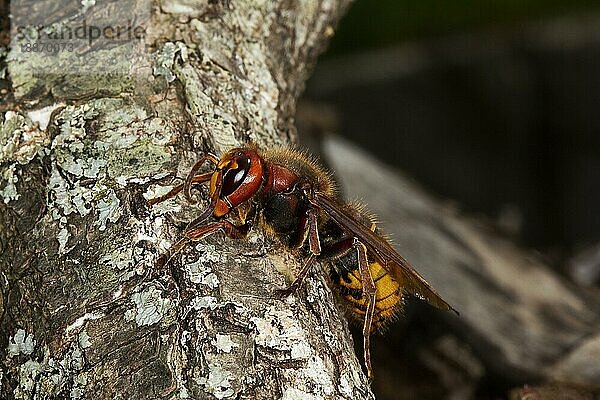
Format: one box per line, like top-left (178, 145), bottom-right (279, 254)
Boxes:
top-left (311, 192), bottom-right (458, 314)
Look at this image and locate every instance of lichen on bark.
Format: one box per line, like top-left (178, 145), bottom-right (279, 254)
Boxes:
top-left (1, 1), bottom-right (372, 399)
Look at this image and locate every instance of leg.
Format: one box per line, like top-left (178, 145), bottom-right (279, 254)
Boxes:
top-left (160, 221), bottom-right (249, 267)
top-left (183, 168), bottom-right (224, 231)
top-left (184, 153), bottom-right (219, 203)
top-left (319, 236), bottom-right (354, 260)
top-left (147, 172), bottom-right (213, 206)
top-left (355, 239), bottom-right (376, 381)
top-left (307, 207), bottom-right (321, 256)
top-left (278, 207), bottom-right (321, 296)
top-left (185, 220), bottom-right (249, 241)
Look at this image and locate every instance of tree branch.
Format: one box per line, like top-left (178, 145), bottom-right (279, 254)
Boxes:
top-left (0, 1), bottom-right (375, 399)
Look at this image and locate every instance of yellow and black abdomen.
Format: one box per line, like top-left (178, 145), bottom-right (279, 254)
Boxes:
top-left (329, 250), bottom-right (404, 330)
top-left (317, 204), bottom-right (405, 330)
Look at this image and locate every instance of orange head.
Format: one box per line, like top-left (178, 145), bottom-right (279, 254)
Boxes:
top-left (209, 147), bottom-right (264, 218)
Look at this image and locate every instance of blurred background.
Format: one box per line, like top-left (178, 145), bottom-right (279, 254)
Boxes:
top-left (298, 1), bottom-right (600, 399)
top-left (306, 0), bottom-right (600, 273)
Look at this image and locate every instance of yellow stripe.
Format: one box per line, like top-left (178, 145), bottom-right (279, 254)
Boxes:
top-left (337, 260), bottom-right (403, 327)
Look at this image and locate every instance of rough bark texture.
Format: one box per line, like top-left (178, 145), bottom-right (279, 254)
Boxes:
top-left (0, 1), bottom-right (377, 399)
top-left (321, 136), bottom-right (600, 390)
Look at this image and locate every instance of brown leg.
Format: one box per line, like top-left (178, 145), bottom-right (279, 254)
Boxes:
top-left (319, 236), bottom-right (354, 260)
top-left (185, 220), bottom-right (249, 241)
top-left (184, 153), bottom-right (219, 203)
top-left (147, 172), bottom-right (213, 206)
top-left (161, 221), bottom-right (249, 266)
top-left (307, 207), bottom-right (321, 255)
top-left (184, 168), bottom-right (225, 232)
top-left (278, 207), bottom-right (321, 296)
top-left (356, 239), bottom-right (376, 381)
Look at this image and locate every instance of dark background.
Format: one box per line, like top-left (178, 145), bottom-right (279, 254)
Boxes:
top-left (304, 0), bottom-right (600, 274)
top-left (300, 2), bottom-right (600, 399)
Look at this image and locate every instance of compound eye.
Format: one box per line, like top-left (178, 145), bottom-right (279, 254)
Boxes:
top-left (221, 156), bottom-right (251, 197)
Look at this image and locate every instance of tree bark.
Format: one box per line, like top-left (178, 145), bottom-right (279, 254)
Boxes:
top-left (0, 1), bottom-right (376, 399)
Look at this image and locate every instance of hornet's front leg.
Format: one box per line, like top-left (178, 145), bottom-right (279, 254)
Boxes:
top-left (147, 172), bottom-right (213, 206)
top-left (277, 206), bottom-right (322, 296)
top-left (158, 220), bottom-right (249, 267)
top-left (147, 152), bottom-right (218, 206)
